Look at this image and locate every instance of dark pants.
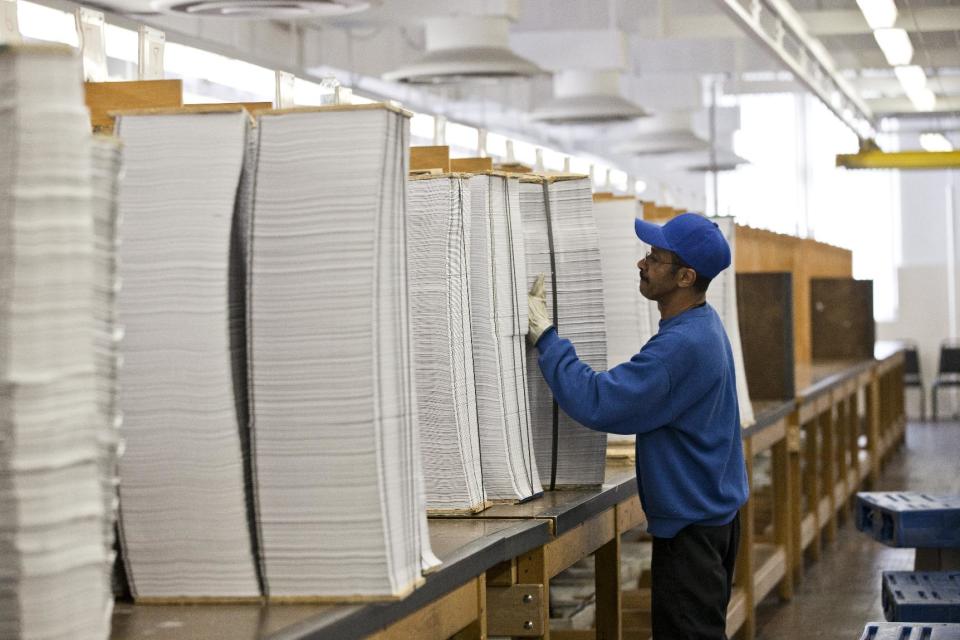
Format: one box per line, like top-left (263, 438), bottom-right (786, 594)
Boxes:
top-left (651, 512), bottom-right (741, 640)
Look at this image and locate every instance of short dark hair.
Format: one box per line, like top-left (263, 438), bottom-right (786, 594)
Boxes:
top-left (670, 252), bottom-right (712, 294)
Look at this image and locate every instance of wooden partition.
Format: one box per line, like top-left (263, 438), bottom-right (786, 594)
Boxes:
top-left (737, 272), bottom-right (795, 401)
top-left (735, 226), bottom-right (853, 364)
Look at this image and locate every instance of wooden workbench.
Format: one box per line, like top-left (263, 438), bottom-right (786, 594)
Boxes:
top-left (110, 518), bottom-right (550, 640)
top-left (107, 344), bottom-right (906, 640)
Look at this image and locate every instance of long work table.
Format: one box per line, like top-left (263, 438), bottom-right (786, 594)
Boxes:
top-left (109, 343), bottom-right (906, 640)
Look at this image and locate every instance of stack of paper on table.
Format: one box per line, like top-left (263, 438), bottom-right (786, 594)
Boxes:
top-left (406, 174), bottom-right (486, 513)
top-left (468, 173), bottom-right (542, 502)
top-left (248, 105), bottom-right (438, 598)
top-left (519, 176), bottom-right (607, 488)
top-left (0, 44), bottom-right (111, 639)
top-left (593, 196), bottom-right (654, 368)
top-left (90, 135), bottom-right (123, 611)
top-left (113, 108), bottom-right (260, 599)
top-left (593, 197), bottom-right (653, 451)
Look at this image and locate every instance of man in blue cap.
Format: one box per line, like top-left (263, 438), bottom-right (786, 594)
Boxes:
top-left (528, 212), bottom-right (748, 639)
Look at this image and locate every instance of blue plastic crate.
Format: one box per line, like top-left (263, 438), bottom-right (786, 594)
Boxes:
top-left (856, 493), bottom-right (960, 548)
top-left (882, 572), bottom-right (960, 622)
top-left (860, 622), bottom-right (960, 639)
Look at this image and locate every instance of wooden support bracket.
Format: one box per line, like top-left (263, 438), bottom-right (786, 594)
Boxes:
top-left (487, 584), bottom-right (545, 637)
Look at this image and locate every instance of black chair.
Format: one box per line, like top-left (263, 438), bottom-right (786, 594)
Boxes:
top-left (931, 340), bottom-right (960, 421)
top-left (903, 345), bottom-right (925, 421)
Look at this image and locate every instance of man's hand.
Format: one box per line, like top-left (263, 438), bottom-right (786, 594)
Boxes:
top-left (527, 273), bottom-right (553, 345)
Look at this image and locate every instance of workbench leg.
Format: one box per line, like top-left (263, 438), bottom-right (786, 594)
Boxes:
top-left (821, 411), bottom-right (838, 546)
top-left (788, 416), bottom-right (804, 585)
top-left (867, 377), bottom-right (881, 488)
top-left (517, 547), bottom-right (550, 639)
top-left (772, 439), bottom-right (793, 601)
top-left (451, 573), bottom-right (487, 640)
top-left (594, 533), bottom-right (622, 640)
top-left (804, 420), bottom-right (821, 562)
top-left (737, 440), bottom-right (756, 640)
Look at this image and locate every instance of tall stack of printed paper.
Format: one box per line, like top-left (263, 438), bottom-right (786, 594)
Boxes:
top-left (468, 173), bottom-right (542, 502)
top-left (635, 214), bottom-right (754, 427)
top-left (593, 196), bottom-right (653, 451)
top-left (113, 108), bottom-right (260, 598)
top-left (593, 196), bottom-right (654, 367)
top-left (406, 174), bottom-right (485, 513)
top-left (0, 44), bottom-right (111, 639)
top-left (707, 217), bottom-right (754, 427)
top-left (90, 135), bottom-right (123, 613)
top-left (248, 105), bottom-right (438, 598)
top-left (520, 176), bottom-right (607, 488)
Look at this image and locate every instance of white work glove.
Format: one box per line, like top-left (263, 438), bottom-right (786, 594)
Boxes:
top-left (527, 273), bottom-right (553, 346)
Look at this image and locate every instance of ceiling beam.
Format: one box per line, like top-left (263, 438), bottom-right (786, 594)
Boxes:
top-left (833, 49), bottom-right (960, 71)
top-left (850, 75), bottom-right (960, 96)
top-left (713, 0), bottom-right (874, 139)
top-left (837, 149), bottom-right (960, 170)
top-left (867, 95), bottom-right (960, 115)
top-left (651, 7), bottom-right (960, 39)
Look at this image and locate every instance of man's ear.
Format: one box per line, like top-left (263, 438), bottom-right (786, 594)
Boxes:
top-left (676, 267), bottom-right (698, 289)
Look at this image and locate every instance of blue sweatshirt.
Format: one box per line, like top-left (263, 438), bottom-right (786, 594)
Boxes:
top-left (536, 303), bottom-right (748, 538)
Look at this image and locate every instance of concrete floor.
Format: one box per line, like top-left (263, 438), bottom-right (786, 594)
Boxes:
top-left (753, 420), bottom-right (960, 639)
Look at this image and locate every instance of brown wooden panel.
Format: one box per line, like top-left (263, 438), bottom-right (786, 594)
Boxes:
top-left (810, 278), bottom-right (875, 359)
top-left (411, 145), bottom-right (450, 172)
top-left (85, 80), bottom-right (183, 133)
top-left (737, 272), bottom-right (795, 400)
top-left (367, 578), bottom-right (479, 640)
top-left (735, 224), bottom-right (852, 365)
top-left (450, 157), bottom-right (493, 172)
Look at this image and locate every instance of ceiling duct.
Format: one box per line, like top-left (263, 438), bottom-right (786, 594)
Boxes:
top-left (530, 70), bottom-right (648, 125)
top-left (383, 16), bottom-right (544, 84)
top-left (673, 148), bottom-right (748, 172)
top-left (160, 0), bottom-right (369, 19)
top-left (615, 108), bottom-right (741, 156)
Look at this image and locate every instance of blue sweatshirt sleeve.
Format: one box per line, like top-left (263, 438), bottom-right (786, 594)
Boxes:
top-left (535, 327), bottom-right (675, 434)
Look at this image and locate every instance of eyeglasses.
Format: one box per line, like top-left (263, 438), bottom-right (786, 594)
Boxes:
top-left (643, 250), bottom-right (684, 267)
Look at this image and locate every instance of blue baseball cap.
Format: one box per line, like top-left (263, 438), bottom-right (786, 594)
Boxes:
top-left (634, 213), bottom-right (731, 279)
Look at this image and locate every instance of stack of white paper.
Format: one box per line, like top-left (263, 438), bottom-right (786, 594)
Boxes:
top-left (519, 176), bottom-right (607, 488)
top-left (90, 135), bottom-right (123, 614)
top-left (113, 109), bottom-right (260, 598)
top-left (593, 196), bottom-right (655, 368)
top-left (594, 197), bottom-right (651, 450)
top-left (0, 44), bottom-right (111, 640)
top-left (468, 173), bottom-right (542, 502)
top-left (248, 105), bottom-right (438, 598)
top-left (406, 174), bottom-right (485, 513)
top-left (706, 218), bottom-right (754, 427)
top-left (635, 215), bottom-right (755, 427)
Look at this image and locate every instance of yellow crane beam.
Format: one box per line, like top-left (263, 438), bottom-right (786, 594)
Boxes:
top-left (836, 149), bottom-right (960, 170)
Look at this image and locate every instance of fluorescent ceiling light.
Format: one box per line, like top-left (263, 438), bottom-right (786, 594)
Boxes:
top-left (856, 0), bottom-right (898, 29)
top-left (873, 28), bottom-right (913, 66)
top-left (908, 88), bottom-right (936, 111)
top-left (919, 133), bottom-right (953, 152)
top-left (894, 65), bottom-right (926, 94)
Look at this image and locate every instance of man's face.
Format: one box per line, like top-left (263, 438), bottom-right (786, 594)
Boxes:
top-left (637, 246), bottom-right (683, 301)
